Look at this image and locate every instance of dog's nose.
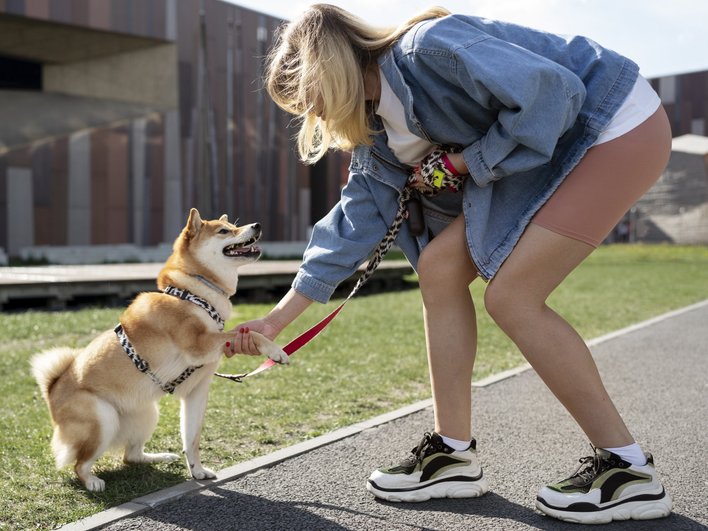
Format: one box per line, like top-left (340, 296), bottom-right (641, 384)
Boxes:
top-left (252, 223), bottom-right (261, 232)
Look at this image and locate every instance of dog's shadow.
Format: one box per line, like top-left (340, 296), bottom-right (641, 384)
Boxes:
top-left (70, 461), bottom-right (187, 501)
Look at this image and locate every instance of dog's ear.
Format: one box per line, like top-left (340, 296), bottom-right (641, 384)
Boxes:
top-left (185, 208), bottom-right (203, 239)
top-left (219, 214), bottom-right (228, 222)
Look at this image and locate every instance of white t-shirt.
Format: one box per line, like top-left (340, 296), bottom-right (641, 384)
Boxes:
top-left (593, 75), bottom-right (661, 145)
top-left (375, 74), bottom-right (434, 166)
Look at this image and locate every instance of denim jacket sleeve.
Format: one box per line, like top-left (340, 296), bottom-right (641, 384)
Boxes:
top-left (415, 31), bottom-right (586, 187)
top-left (293, 171), bottom-right (393, 303)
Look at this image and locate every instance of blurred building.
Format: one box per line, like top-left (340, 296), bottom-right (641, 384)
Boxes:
top-left (624, 71), bottom-right (708, 244)
top-left (629, 134), bottom-right (708, 244)
top-left (0, 0), bottom-right (346, 260)
top-left (650, 69), bottom-right (708, 137)
top-left (1, 2), bottom-right (707, 261)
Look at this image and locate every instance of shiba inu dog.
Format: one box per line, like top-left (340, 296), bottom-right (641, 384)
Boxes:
top-left (31, 208), bottom-right (288, 491)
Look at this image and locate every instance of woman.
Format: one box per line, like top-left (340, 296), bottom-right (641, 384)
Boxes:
top-left (227, 4), bottom-right (672, 524)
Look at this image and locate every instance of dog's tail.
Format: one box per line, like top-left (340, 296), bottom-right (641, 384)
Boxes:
top-left (30, 347), bottom-right (76, 403)
top-left (31, 348), bottom-right (80, 468)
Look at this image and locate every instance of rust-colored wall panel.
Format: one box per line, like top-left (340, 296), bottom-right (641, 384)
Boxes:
top-left (146, 117), bottom-right (165, 245)
top-left (50, 138), bottom-right (69, 245)
top-left (105, 127), bottom-right (130, 243)
top-left (90, 129), bottom-right (109, 244)
top-left (25, 0), bottom-right (49, 20)
top-left (31, 143), bottom-right (52, 245)
top-left (87, 0), bottom-right (111, 31)
top-left (0, 155), bottom-right (6, 250)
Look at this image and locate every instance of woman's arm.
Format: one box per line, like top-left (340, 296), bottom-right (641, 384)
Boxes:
top-left (226, 288), bottom-right (313, 357)
top-left (266, 288), bottom-right (314, 336)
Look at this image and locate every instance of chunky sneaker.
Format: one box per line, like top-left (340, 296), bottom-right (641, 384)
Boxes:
top-left (366, 432), bottom-right (489, 502)
top-left (536, 447), bottom-right (672, 524)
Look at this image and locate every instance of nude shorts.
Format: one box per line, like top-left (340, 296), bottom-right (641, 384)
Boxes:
top-left (531, 81), bottom-right (671, 247)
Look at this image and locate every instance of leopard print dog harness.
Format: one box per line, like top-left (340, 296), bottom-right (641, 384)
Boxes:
top-left (114, 286), bottom-right (224, 394)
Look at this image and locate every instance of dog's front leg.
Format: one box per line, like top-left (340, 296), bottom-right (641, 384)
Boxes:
top-left (180, 375), bottom-right (216, 481)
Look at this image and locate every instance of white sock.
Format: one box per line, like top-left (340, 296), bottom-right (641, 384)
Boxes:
top-left (603, 442), bottom-right (647, 466)
top-left (440, 434), bottom-right (471, 452)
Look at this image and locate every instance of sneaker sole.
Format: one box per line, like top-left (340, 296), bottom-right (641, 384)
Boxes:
top-left (535, 491), bottom-right (673, 524)
top-left (367, 477), bottom-right (489, 503)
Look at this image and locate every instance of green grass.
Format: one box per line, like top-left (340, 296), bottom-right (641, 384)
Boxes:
top-left (2, 244), bottom-right (708, 530)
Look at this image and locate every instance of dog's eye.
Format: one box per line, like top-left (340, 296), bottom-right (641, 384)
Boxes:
top-left (218, 228), bottom-right (230, 235)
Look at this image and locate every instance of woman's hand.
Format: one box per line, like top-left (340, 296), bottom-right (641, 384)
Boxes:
top-left (223, 288), bottom-right (313, 358)
top-left (224, 317), bottom-right (280, 358)
top-left (411, 150), bottom-right (468, 194)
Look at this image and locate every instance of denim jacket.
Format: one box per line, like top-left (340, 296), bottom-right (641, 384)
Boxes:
top-left (293, 15), bottom-right (639, 303)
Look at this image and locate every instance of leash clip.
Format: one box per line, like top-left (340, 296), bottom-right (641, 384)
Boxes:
top-left (214, 371), bottom-right (248, 383)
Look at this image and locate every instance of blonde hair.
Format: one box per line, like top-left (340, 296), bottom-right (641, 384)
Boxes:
top-left (265, 3), bottom-right (450, 163)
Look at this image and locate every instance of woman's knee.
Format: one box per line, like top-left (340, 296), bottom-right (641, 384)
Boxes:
top-left (417, 239), bottom-right (477, 293)
top-left (484, 279), bottom-right (538, 328)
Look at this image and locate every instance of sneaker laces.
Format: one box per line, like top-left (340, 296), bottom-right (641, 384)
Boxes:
top-left (569, 446), bottom-right (619, 484)
top-left (400, 432), bottom-right (446, 468)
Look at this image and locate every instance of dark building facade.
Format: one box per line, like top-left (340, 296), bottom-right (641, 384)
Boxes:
top-left (1, 1), bottom-right (707, 259)
top-left (0, 0), bottom-right (345, 258)
top-left (650, 69), bottom-right (708, 137)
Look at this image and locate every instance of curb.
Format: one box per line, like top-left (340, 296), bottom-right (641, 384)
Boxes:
top-left (60, 299), bottom-right (708, 530)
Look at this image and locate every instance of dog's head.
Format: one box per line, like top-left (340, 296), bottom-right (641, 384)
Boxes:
top-left (180, 208), bottom-right (262, 267)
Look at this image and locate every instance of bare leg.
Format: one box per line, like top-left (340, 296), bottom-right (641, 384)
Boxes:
top-left (417, 215), bottom-right (479, 441)
top-left (485, 224), bottom-right (633, 447)
top-left (484, 107), bottom-right (672, 447)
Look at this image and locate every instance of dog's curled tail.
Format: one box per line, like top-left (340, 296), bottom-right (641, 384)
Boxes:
top-left (30, 347), bottom-right (76, 402)
top-left (31, 348), bottom-right (79, 469)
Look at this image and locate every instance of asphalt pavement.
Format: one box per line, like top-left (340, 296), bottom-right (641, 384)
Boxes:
top-left (67, 301), bottom-right (708, 531)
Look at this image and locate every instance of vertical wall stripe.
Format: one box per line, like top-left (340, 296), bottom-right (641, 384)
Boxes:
top-left (6, 167), bottom-right (34, 254)
top-left (166, 0), bottom-right (177, 40)
top-left (67, 132), bottom-right (91, 245)
top-left (299, 188), bottom-right (310, 242)
top-left (0, 157), bottom-right (7, 250)
top-left (163, 109), bottom-right (183, 240)
top-left (131, 118), bottom-right (147, 245)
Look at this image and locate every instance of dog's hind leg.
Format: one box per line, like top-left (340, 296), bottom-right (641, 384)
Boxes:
top-left (122, 402), bottom-right (179, 464)
top-left (180, 375), bottom-right (216, 480)
top-left (70, 396), bottom-right (119, 492)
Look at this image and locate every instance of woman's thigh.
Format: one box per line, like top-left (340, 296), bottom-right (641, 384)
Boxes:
top-left (417, 214), bottom-right (479, 288)
top-left (492, 106), bottom-right (672, 301)
top-left (531, 106), bottom-right (672, 248)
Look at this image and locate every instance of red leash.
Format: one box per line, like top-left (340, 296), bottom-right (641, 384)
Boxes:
top-left (214, 299), bottom-right (348, 383)
top-left (214, 184), bottom-right (411, 383)
top-left (222, 301), bottom-right (348, 382)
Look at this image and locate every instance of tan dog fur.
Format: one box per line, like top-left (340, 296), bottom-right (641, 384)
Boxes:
top-left (31, 209), bottom-right (288, 491)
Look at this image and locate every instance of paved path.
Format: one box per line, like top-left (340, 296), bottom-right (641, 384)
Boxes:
top-left (68, 302), bottom-right (708, 531)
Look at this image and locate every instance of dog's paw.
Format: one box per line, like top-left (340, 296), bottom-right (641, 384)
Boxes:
top-left (191, 466), bottom-right (217, 480)
top-left (84, 475), bottom-right (106, 492)
top-left (268, 347), bottom-right (289, 365)
top-left (148, 452), bottom-right (181, 463)
top-left (266, 344), bottom-right (290, 365)
top-left (124, 451), bottom-right (180, 464)
top-left (251, 332), bottom-right (289, 365)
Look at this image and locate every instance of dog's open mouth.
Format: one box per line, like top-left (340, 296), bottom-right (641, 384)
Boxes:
top-left (223, 236), bottom-right (261, 258)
